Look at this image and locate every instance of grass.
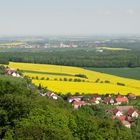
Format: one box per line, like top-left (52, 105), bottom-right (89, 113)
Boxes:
top-left (87, 67), bottom-right (140, 80)
top-left (8, 62), bottom-right (140, 95)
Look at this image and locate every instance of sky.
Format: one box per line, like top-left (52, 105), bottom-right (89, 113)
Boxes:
top-left (0, 0), bottom-right (140, 36)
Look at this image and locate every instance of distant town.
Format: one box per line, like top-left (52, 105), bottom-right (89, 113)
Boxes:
top-left (0, 35), bottom-right (140, 49)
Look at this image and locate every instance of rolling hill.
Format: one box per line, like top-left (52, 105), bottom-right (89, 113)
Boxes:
top-left (8, 62), bottom-right (140, 95)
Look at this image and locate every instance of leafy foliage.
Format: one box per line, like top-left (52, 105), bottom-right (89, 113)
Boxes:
top-left (0, 46), bottom-right (140, 68)
top-left (0, 75), bottom-right (139, 140)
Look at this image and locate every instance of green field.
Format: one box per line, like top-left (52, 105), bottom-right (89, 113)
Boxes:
top-left (86, 67), bottom-right (140, 80)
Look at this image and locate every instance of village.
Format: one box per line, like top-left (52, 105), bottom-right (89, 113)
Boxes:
top-left (3, 67), bottom-right (140, 129)
top-left (41, 91), bottom-right (140, 129)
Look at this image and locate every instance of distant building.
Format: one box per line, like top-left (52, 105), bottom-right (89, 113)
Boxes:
top-left (96, 49), bottom-right (103, 52)
top-left (89, 98), bottom-right (100, 104)
top-left (127, 108), bottom-right (139, 118)
top-left (115, 96), bottom-right (128, 105)
top-left (128, 93), bottom-right (136, 99)
top-left (122, 120), bottom-right (131, 128)
top-left (41, 92), bottom-right (60, 100)
top-left (72, 101), bottom-right (87, 109)
top-left (5, 68), bottom-right (17, 75)
top-left (108, 109), bottom-right (123, 117)
top-left (67, 96), bottom-right (83, 103)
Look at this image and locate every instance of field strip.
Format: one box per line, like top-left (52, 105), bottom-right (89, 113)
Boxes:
top-left (33, 80), bottom-right (140, 95)
top-left (22, 70), bottom-right (74, 77)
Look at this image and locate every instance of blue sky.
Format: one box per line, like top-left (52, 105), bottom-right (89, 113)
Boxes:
top-left (0, 0), bottom-right (140, 35)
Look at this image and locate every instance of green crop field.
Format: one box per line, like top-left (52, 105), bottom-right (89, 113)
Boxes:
top-left (86, 67), bottom-right (140, 80)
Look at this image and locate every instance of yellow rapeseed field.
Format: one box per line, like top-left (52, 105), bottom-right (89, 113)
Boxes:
top-left (33, 80), bottom-right (140, 95)
top-left (0, 42), bottom-right (25, 46)
top-left (9, 62), bottom-right (140, 95)
top-left (100, 47), bottom-right (131, 51)
top-left (24, 72), bottom-right (86, 81)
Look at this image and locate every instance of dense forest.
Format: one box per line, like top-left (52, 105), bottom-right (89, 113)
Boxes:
top-left (0, 74), bottom-right (140, 140)
top-left (0, 47), bottom-right (140, 68)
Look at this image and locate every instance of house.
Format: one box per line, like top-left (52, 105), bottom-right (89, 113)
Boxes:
top-left (89, 98), bottom-right (100, 104)
top-left (122, 120), bottom-right (131, 128)
top-left (96, 49), bottom-right (103, 53)
top-left (117, 115), bottom-right (126, 121)
top-left (116, 95), bottom-right (123, 98)
top-left (116, 106), bottom-right (134, 113)
top-left (12, 72), bottom-right (21, 77)
top-left (5, 68), bottom-right (22, 78)
top-left (103, 97), bottom-right (114, 105)
top-left (72, 101), bottom-right (87, 109)
top-left (110, 99), bottom-right (115, 105)
top-left (127, 108), bottom-right (139, 118)
top-left (115, 96), bottom-right (128, 105)
top-left (40, 93), bottom-right (47, 96)
top-left (108, 109), bottom-right (123, 117)
top-left (67, 96), bottom-right (83, 103)
top-left (42, 92), bottom-right (59, 100)
top-left (128, 93), bottom-right (136, 99)
top-left (91, 94), bottom-right (101, 101)
top-left (103, 97), bottom-right (110, 104)
top-left (5, 68), bottom-right (17, 75)
top-left (48, 92), bottom-right (59, 100)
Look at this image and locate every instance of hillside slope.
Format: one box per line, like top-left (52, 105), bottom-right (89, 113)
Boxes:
top-left (9, 62), bottom-right (140, 95)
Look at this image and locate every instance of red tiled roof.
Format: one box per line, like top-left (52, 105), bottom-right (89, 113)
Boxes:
top-left (127, 108), bottom-right (138, 116)
top-left (116, 95), bottom-right (123, 98)
top-left (72, 101), bottom-right (86, 106)
top-left (117, 116), bottom-right (126, 121)
top-left (115, 97), bottom-right (128, 102)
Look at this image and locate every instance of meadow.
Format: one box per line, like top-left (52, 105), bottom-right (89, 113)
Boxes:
top-left (8, 62), bottom-right (140, 95)
top-left (88, 67), bottom-right (140, 80)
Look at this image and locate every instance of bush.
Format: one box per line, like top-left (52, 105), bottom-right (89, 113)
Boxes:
top-left (64, 78), bottom-right (68, 81)
top-left (46, 77), bottom-right (50, 80)
top-left (75, 74), bottom-right (88, 79)
top-left (117, 82), bottom-right (125, 86)
top-left (95, 78), bottom-right (100, 83)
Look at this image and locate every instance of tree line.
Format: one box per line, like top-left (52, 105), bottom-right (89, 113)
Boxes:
top-left (0, 48), bottom-right (140, 67)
